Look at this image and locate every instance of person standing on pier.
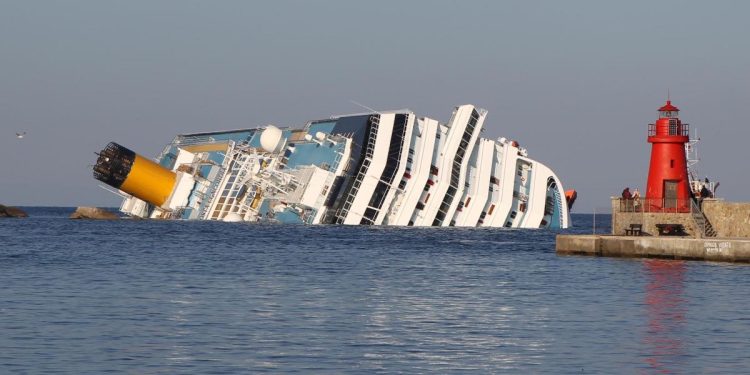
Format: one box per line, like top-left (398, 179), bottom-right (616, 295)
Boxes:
top-left (622, 187), bottom-right (632, 200)
top-left (622, 187), bottom-right (633, 211)
top-left (632, 188), bottom-right (641, 211)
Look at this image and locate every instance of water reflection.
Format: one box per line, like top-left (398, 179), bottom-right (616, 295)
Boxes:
top-left (642, 260), bottom-right (686, 373)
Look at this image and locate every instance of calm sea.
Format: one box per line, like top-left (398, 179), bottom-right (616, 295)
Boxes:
top-left (1, 208), bottom-right (748, 374)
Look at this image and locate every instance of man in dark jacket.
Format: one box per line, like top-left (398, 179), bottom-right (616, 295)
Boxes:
top-left (622, 187), bottom-right (632, 199)
top-left (621, 187), bottom-right (632, 211)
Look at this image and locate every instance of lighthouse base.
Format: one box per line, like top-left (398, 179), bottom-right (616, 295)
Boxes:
top-left (612, 198), bottom-right (750, 238)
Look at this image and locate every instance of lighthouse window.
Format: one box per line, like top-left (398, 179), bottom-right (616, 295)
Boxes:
top-left (670, 159), bottom-right (674, 168)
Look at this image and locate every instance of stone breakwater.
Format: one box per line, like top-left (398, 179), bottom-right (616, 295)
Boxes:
top-left (557, 234), bottom-right (750, 263)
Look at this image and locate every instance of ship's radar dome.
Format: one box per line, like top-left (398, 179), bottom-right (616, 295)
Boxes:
top-left (260, 125), bottom-right (284, 153)
top-left (315, 131), bottom-right (326, 141)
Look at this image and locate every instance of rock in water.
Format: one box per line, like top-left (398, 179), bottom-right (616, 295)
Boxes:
top-left (69, 206), bottom-right (120, 220)
top-left (0, 204), bottom-right (28, 218)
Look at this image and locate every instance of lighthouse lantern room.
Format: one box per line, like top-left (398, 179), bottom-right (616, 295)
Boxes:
top-left (645, 100), bottom-right (691, 212)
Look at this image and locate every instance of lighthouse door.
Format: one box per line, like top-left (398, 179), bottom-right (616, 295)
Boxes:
top-left (664, 180), bottom-right (678, 209)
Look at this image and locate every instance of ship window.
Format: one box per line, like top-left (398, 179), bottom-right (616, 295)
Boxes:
top-left (510, 211), bottom-right (517, 219)
top-left (363, 208), bottom-right (378, 221)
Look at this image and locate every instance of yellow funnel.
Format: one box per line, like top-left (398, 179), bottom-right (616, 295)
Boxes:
top-left (94, 142), bottom-right (177, 207)
top-left (119, 154), bottom-right (176, 207)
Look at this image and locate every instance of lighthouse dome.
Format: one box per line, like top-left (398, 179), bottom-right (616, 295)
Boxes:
top-left (658, 100), bottom-right (679, 118)
top-left (658, 100), bottom-right (679, 112)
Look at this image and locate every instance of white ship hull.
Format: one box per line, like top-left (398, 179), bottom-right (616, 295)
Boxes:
top-left (93, 104), bottom-right (571, 228)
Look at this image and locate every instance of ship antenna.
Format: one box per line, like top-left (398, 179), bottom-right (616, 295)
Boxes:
top-left (348, 99), bottom-right (377, 113)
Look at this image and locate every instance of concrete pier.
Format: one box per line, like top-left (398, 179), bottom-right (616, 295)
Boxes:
top-left (557, 235), bottom-right (750, 263)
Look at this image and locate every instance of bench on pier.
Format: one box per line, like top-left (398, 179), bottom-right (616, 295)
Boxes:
top-left (655, 223), bottom-right (686, 236)
top-left (625, 224), bottom-right (642, 236)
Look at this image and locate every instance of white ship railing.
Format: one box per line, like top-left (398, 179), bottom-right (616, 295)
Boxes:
top-left (197, 141), bottom-right (235, 219)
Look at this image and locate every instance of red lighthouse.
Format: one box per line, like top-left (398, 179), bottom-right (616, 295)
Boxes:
top-left (645, 100), bottom-right (691, 212)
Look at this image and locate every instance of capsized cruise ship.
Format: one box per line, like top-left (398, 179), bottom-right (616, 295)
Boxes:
top-left (93, 104), bottom-right (573, 228)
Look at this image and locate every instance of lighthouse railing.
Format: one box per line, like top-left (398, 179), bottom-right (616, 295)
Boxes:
top-left (648, 123), bottom-right (690, 137)
top-left (616, 198), bottom-right (693, 214)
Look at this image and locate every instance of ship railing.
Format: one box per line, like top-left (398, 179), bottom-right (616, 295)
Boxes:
top-left (175, 135), bottom-right (218, 146)
top-left (553, 186), bottom-right (565, 228)
top-left (196, 141), bottom-right (236, 219)
top-left (336, 116), bottom-right (379, 223)
top-left (156, 144), bottom-right (174, 165)
top-left (215, 151), bottom-right (263, 219)
top-left (197, 166), bottom-right (227, 219)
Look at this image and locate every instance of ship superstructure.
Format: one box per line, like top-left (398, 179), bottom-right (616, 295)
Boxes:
top-left (93, 104), bottom-right (571, 228)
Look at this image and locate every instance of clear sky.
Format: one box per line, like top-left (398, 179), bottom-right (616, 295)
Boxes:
top-left (1, 0), bottom-right (748, 213)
